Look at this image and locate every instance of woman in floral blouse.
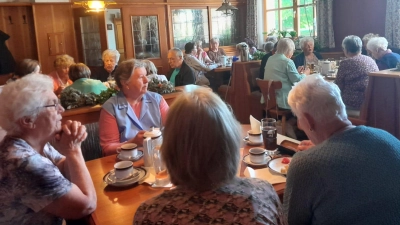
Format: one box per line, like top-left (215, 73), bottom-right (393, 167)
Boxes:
top-left (134, 88), bottom-right (285, 225)
top-left (335, 35), bottom-right (378, 115)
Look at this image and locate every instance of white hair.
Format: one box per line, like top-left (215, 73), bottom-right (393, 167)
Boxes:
top-left (210, 37), bottom-right (220, 44)
top-left (342, 35), bottom-right (362, 54)
top-left (366, 37), bottom-right (388, 52)
top-left (168, 47), bottom-right (183, 58)
top-left (288, 74), bottom-right (347, 124)
top-left (299, 37), bottom-right (315, 50)
top-left (102, 49), bottom-right (121, 63)
top-left (0, 74), bottom-right (54, 135)
top-left (276, 38), bottom-right (295, 56)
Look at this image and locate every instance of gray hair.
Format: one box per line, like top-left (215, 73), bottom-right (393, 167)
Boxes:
top-left (342, 35), bottom-right (362, 54)
top-left (366, 37), bottom-right (388, 52)
top-left (362, 33), bottom-right (379, 44)
top-left (264, 41), bottom-right (275, 53)
top-left (142, 59), bottom-right (158, 75)
top-left (299, 37), bottom-right (315, 50)
top-left (210, 37), bottom-right (220, 44)
top-left (266, 36), bottom-right (278, 44)
top-left (114, 59), bottom-right (145, 89)
top-left (276, 38), bottom-right (295, 56)
top-left (288, 74), bottom-right (347, 124)
top-left (168, 47), bottom-right (183, 58)
top-left (102, 49), bottom-right (121, 63)
top-left (0, 74), bottom-right (54, 135)
top-left (162, 88), bottom-right (241, 192)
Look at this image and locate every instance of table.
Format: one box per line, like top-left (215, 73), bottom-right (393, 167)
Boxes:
top-left (61, 85), bottom-right (208, 124)
top-left (85, 124), bottom-right (298, 225)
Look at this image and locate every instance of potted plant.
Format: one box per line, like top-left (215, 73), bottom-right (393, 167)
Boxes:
top-left (289, 31), bottom-right (297, 38)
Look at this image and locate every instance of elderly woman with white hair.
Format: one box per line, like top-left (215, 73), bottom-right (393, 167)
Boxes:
top-left (96, 49), bottom-right (121, 82)
top-left (335, 35), bottom-right (378, 115)
top-left (283, 75), bottom-right (400, 225)
top-left (0, 74), bottom-right (96, 224)
top-left (293, 37), bottom-right (323, 69)
top-left (134, 88), bottom-right (285, 224)
top-left (207, 37), bottom-right (226, 63)
top-left (367, 37), bottom-right (400, 70)
top-left (264, 38), bottom-right (308, 109)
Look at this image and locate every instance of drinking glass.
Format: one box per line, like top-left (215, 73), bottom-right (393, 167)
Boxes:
top-left (261, 118), bottom-right (278, 153)
top-left (152, 146), bottom-right (170, 187)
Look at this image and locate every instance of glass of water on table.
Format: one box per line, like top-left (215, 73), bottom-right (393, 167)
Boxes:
top-left (261, 118), bottom-right (278, 156)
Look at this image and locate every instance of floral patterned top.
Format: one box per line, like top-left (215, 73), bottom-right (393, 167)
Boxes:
top-left (335, 55), bottom-right (379, 109)
top-left (0, 136), bottom-right (71, 225)
top-left (134, 177), bottom-right (285, 225)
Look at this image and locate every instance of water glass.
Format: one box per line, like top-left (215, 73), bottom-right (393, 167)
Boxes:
top-left (152, 146), bottom-right (170, 186)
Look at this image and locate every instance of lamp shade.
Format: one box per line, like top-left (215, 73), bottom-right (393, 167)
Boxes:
top-left (74, 0), bottom-right (116, 12)
top-left (216, 1), bottom-right (238, 16)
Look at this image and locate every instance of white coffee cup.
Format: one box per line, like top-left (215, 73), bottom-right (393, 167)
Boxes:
top-left (249, 147), bottom-right (269, 164)
top-left (114, 161), bottom-right (134, 180)
top-left (247, 130), bottom-right (262, 143)
top-left (117, 143), bottom-right (138, 159)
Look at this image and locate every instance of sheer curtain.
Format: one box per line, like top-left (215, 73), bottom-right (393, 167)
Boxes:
top-left (246, 0), bottom-right (258, 46)
top-left (385, 0), bottom-right (400, 48)
top-left (316, 0), bottom-right (335, 48)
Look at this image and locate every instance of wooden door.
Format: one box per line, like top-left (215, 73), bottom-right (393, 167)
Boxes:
top-left (114, 18), bottom-right (125, 62)
top-left (122, 6), bottom-right (169, 75)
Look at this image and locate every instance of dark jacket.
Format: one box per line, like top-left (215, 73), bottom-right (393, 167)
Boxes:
top-left (0, 30), bottom-right (15, 75)
top-left (167, 60), bottom-right (195, 86)
top-left (259, 52), bottom-right (273, 79)
top-left (93, 66), bottom-right (117, 82)
top-left (293, 52), bottom-right (323, 68)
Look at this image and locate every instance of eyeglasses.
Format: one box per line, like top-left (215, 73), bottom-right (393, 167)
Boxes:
top-left (42, 100), bottom-right (60, 109)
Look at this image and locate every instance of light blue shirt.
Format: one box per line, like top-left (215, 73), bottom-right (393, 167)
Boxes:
top-left (263, 53), bottom-right (306, 109)
top-left (101, 91), bottom-right (163, 142)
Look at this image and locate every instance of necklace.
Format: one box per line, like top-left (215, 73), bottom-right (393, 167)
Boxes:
top-left (56, 72), bottom-right (68, 88)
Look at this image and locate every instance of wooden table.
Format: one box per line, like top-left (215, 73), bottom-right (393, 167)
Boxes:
top-left (85, 124), bottom-right (297, 225)
top-left (61, 85), bottom-right (208, 124)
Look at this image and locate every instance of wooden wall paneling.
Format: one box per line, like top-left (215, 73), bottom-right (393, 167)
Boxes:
top-left (33, 4), bottom-right (78, 74)
top-left (0, 6), bottom-right (37, 63)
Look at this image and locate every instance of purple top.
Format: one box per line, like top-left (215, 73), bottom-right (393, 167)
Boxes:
top-left (335, 54), bottom-right (378, 109)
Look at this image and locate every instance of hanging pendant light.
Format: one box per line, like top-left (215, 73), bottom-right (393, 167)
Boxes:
top-left (216, 0), bottom-right (238, 16)
top-left (74, 0), bottom-right (116, 13)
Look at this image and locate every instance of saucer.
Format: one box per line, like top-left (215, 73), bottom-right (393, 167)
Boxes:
top-left (117, 150), bottom-right (143, 162)
top-left (243, 137), bottom-right (263, 146)
top-left (242, 154), bottom-right (271, 167)
top-left (103, 167), bottom-right (148, 187)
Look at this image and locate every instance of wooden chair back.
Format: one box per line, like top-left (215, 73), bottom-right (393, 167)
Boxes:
top-left (256, 78), bottom-right (282, 111)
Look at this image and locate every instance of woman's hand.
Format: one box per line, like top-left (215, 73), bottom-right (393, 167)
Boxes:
top-left (296, 140), bottom-right (315, 151)
top-left (55, 120), bottom-right (87, 155)
top-left (297, 66), bottom-right (305, 74)
top-left (128, 130), bottom-right (146, 146)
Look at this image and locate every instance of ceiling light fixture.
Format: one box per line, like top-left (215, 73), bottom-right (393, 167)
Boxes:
top-left (74, 0), bottom-right (116, 13)
top-left (216, 0), bottom-right (238, 16)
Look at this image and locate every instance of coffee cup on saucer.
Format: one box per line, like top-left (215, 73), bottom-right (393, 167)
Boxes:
top-left (247, 130), bottom-right (262, 143)
top-left (249, 147), bottom-right (269, 164)
top-left (117, 143), bottom-right (138, 159)
top-left (114, 161), bottom-right (134, 180)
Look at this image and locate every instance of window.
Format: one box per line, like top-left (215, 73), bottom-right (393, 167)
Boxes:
top-left (264, 0), bottom-right (316, 37)
top-left (171, 8), bottom-right (239, 49)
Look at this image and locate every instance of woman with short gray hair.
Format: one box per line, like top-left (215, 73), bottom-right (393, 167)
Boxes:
top-left (293, 37), bottom-right (323, 68)
top-left (134, 88), bottom-right (284, 224)
top-left (284, 74), bottom-right (400, 225)
top-left (263, 38), bottom-right (308, 109)
top-left (207, 37), bottom-right (227, 63)
top-left (335, 35), bottom-right (378, 114)
top-left (366, 37), bottom-right (400, 70)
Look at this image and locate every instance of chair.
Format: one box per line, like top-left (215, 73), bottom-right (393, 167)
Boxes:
top-left (256, 78), bottom-right (292, 135)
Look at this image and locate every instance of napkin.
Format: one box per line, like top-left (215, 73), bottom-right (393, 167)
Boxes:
top-left (250, 115), bottom-right (261, 134)
top-left (139, 167), bottom-right (173, 188)
top-left (244, 167), bottom-right (286, 185)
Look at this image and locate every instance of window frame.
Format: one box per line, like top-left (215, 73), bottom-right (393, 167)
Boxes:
top-left (264, 0), bottom-right (317, 37)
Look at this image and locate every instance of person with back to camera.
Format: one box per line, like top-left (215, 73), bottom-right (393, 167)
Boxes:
top-left (134, 88), bottom-right (285, 225)
top-left (6, 58), bottom-right (41, 83)
top-left (99, 59), bottom-right (169, 156)
top-left (335, 35), bottom-right (378, 117)
top-left (259, 41), bottom-right (277, 79)
top-left (283, 74), bottom-right (400, 225)
top-left (366, 37), bottom-right (400, 70)
top-left (142, 59), bottom-right (168, 82)
top-left (167, 48), bottom-right (196, 86)
top-left (0, 74), bottom-right (96, 224)
top-left (62, 63), bottom-right (108, 95)
top-left (49, 54), bottom-right (75, 95)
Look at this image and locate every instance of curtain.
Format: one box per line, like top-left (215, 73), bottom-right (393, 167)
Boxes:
top-left (316, 0), bottom-right (335, 48)
top-left (246, 0), bottom-right (258, 46)
top-left (385, 0), bottom-right (400, 48)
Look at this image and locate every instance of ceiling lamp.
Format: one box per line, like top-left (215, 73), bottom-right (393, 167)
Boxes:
top-left (216, 0), bottom-right (238, 16)
top-left (74, 0), bottom-right (116, 13)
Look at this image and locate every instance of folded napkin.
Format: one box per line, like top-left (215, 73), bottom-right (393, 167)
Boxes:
top-left (139, 167), bottom-right (173, 188)
top-left (244, 167), bottom-right (286, 185)
top-left (250, 115), bottom-right (261, 133)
